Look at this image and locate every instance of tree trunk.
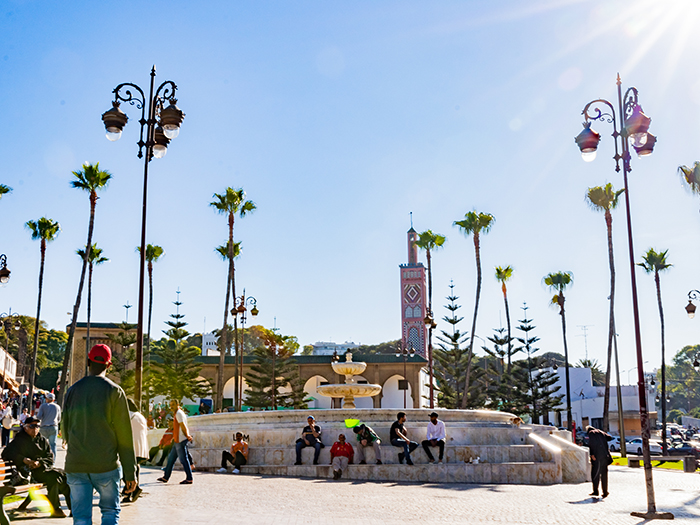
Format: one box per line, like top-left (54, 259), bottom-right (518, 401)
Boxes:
top-left (85, 262), bottom-right (93, 377)
top-left (216, 222), bottom-right (234, 411)
top-left (58, 194), bottom-right (96, 406)
top-left (504, 290), bottom-right (512, 372)
top-left (426, 248), bottom-right (434, 409)
top-left (560, 293), bottom-right (573, 433)
top-left (27, 240), bottom-right (46, 413)
top-left (462, 232), bottom-right (482, 408)
top-left (655, 271), bottom-right (667, 455)
top-left (146, 261), bottom-right (154, 404)
top-left (602, 209), bottom-right (616, 432)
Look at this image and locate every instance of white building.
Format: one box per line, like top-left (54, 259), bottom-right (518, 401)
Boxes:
top-left (201, 332), bottom-right (219, 356)
top-left (540, 367), bottom-right (657, 436)
top-left (311, 341), bottom-right (359, 356)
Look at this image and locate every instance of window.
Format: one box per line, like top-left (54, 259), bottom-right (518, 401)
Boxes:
top-left (405, 306), bottom-right (413, 318)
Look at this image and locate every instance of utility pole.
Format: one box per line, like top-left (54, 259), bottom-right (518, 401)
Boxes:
top-left (578, 325), bottom-right (593, 361)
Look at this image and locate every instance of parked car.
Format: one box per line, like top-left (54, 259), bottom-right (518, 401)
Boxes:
top-left (627, 438), bottom-right (662, 455)
top-left (608, 436), bottom-right (623, 452)
top-left (667, 441), bottom-right (700, 459)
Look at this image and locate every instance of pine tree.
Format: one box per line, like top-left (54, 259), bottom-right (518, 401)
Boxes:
top-left (244, 328), bottom-right (308, 409)
top-left (106, 322), bottom-right (137, 397)
top-left (434, 282), bottom-right (469, 408)
top-left (513, 304), bottom-right (562, 422)
top-left (150, 294), bottom-right (212, 403)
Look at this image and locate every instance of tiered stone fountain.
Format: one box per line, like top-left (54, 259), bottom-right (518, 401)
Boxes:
top-left (315, 352), bottom-right (381, 408)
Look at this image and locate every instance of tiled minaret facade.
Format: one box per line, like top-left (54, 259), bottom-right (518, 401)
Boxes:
top-left (400, 227), bottom-right (428, 357)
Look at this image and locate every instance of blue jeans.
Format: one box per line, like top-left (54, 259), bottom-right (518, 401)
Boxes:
top-left (295, 439), bottom-right (322, 464)
top-left (163, 439), bottom-right (193, 481)
top-left (40, 425), bottom-right (58, 458)
top-left (67, 468), bottom-right (121, 525)
top-left (391, 438), bottom-right (419, 463)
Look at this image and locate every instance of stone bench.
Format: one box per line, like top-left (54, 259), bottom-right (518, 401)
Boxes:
top-left (628, 455), bottom-right (697, 473)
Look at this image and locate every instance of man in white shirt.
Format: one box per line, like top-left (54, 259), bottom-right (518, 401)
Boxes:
top-left (422, 412), bottom-right (446, 464)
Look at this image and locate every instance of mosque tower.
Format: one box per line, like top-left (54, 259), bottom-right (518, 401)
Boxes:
top-left (399, 220), bottom-right (428, 356)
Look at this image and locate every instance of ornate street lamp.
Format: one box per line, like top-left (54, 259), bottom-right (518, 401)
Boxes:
top-left (100, 66), bottom-right (184, 410)
top-left (395, 342), bottom-right (415, 409)
top-left (578, 75), bottom-right (671, 520)
top-left (231, 291), bottom-right (258, 411)
top-left (423, 309), bottom-right (437, 409)
top-left (0, 255), bottom-right (10, 285)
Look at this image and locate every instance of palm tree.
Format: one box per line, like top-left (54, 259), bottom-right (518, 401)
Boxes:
top-left (678, 162), bottom-right (700, 195)
top-left (638, 248), bottom-right (672, 454)
top-left (415, 229), bottom-right (446, 409)
top-left (454, 211), bottom-right (494, 408)
top-left (25, 217), bottom-right (60, 409)
top-left (58, 163), bottom-right (112, 404)
top-left (76, 244), bottom-right (108, 365)
top-left (494, 265), bottom-right (515, 373)
top-left (136, 244), bottom-right (164, 361)
top-left (544, 271), bottom-right (574, 431)
top-left (586, 183), bottom-right (625, 431)
top-left (0, 185), bottom-right (11, 200)
top-left (210, 188), bottom-right (256, 411)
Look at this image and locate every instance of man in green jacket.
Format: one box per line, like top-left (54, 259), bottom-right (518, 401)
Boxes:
top-left (63, 344), bottom-right (136, 525)
top-left (352, 423), bottom-right (382, 464)
top-left (1, 415), bottom-right (70, 517)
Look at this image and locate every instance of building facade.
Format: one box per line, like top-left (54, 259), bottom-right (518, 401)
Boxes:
top-left (310, 341), bottom-right (358, 356)
top-left (399, 227), bottom-right (428, 357)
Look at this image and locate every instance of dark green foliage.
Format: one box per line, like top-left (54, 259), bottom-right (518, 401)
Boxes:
top-left (355, 340), bottom-right (402, 355)
top-left (665, 345), bottom-right (700, 414)
top-left (434, 283), bottom-right (470, 408)
top-left (106, 322), bottom-right (137, 397)
top-left (575, 358), bottom-right (605, 386)
top-left (245, 329), bottom-right (308, 410)
top-left (150, 297), bottom-right (212, 403)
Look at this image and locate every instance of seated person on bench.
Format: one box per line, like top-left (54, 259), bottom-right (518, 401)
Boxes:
top-left (1, 416), bottom-right (71, 517)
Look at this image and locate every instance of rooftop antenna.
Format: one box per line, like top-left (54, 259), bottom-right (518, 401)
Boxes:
top-left (410, 211), bottom-right (413, 229)
top-left (123, 301), bottom-right (132, 323)
top-left (578, 325), bottom-right (592, 361)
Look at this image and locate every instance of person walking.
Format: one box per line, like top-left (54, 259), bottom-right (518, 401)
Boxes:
top-left (63, 344), bottom-right (137, 525)
top-left (36, 392), bottom-right (61, 458)
top-left (1, 402), bottom-right (13, 447)
top-left (122, 398), bottom-right (148, 503)
top-left (587, 425), bottom-right (613, 498)
top-left (157, 399), bottom-right (194, 485)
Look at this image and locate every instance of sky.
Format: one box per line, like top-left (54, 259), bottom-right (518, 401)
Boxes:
top-left (2, 0), bottom-right (700, 386)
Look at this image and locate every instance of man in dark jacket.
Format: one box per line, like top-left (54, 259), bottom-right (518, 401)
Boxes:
top-left (1, 416), bottom-right (70, 517)
top-left (63, 344), bottom-right (136, 525)
top-left (352, 423), bottom-right (382, 464)
top-left (586, 425), bottom-right (613, 498)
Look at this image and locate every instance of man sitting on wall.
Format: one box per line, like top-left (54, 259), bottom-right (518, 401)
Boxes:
top-left (422, 412), bottom-right (446, 464)
top-left (217, 432), bottom-right (249, 474)
top-left (352, 423), bottom-right (382, 465)
top-left (294, 415), bottom-right (324, 465)
top-left (390, 412), bottom-right (419, 465)
top-left (2, 416), bottom-right (71, 517)
top-left (330, 433), bottom-right (354, 480)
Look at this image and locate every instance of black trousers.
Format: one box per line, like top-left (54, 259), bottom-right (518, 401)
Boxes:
top-left (591, 459), bottom-right (608, 495)
top-left (422, 439), bottom-right (445, 461)
top-left (221, 451), bottom-right (247, 469)
top-left (32, 468), bottom-right (71, 511)
top-left (1, 427), bottom-right (10, 447)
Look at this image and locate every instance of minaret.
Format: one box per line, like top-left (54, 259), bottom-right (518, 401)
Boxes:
top-left (399, 219), bottom-right (428, 357)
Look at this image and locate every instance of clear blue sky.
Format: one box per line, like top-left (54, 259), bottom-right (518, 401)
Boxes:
top-left (2, 0), bottom-right (700, 385)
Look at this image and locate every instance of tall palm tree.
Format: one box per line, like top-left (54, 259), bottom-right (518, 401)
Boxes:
top-left (0, 185), bottom-right (11, 200)
top-left (494, 265), bottom-right (515, 373)
top-left (210, 188), bottom-right (256, 411)
top-left (415, 229), bottom-right (446, 409)
top-left (58, 163), bottom-right (112, 404)
top-left (638, 248), bottom-right (672, 454)
top-left (544, 271), bottom-right (574, 431)
top-left (76, 244), bottom-right (108, 365)
top-left (454, 211), bottom-right (494, 408)
top-left (586, 183), bottom-right (625, 431)
top-left (26, 217), bottom-right (60, 409)
top-left (136, 244), bottom-right (164, 361)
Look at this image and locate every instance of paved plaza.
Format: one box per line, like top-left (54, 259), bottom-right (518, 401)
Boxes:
top-left (10, 445), bottom-right (700, 525)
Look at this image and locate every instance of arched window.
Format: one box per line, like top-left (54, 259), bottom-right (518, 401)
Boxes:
top-left (405, 306), bottom-right (413, 318)
top-left (413, 306), bottom-right (422, 318)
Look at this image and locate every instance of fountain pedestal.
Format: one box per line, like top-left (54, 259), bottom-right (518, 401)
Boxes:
top-left (316, 352), bottom-right (381, 408)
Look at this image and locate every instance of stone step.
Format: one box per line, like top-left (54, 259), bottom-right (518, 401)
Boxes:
top-left (190, 444), bottom-right (552, 469)
top-left (209, 461), bottom-right (562, 485)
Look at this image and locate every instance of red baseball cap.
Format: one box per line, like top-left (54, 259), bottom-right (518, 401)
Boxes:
top-left (88, 344), bottom-right (112, 365)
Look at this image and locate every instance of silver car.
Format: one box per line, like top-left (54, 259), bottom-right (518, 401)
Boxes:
top-left (627, 438), bottom-right (662, 455)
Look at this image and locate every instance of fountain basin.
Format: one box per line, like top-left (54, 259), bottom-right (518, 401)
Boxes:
top-left (330, 360), bottom-right (367, 377)
top-left (317, 383), bottom-right (382, 409)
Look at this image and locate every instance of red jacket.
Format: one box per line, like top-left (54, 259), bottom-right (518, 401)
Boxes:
top-left (330, 441), bottom-right (354, 462)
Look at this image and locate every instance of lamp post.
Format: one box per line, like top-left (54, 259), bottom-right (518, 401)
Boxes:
top-left (577, 75), bottom-right (671, 520)
top-left (231, 291), bottom-right (258, 411)
top-left (0, 255), bottom-right (10, 285)
top-left (423, 309), bottom-right (437, 409)
top-left (395, 342), bottom-right (415, 409)
top-left (101, 66), bottom-right (184, 411)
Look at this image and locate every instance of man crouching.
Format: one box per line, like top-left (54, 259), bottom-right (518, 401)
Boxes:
top-left (2, 415), bottom-right (71, 517)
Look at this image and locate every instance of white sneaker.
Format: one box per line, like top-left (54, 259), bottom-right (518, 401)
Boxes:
top-left (232, 468), bottom-right (240, 474)
top-left (216, 468), bottom-right (227, 473)
top-left (438, 460), bottom-right (443, 464)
